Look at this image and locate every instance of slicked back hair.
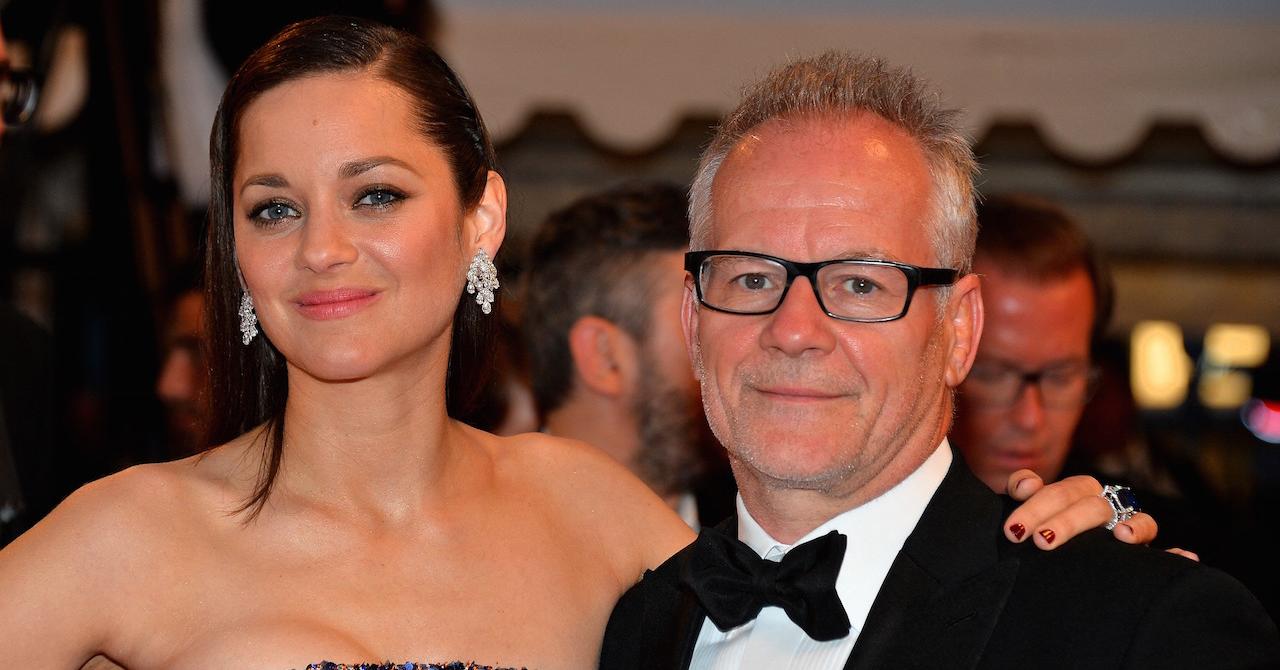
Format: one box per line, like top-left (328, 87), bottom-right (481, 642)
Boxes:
top-left (204, 16), bottom-right (498, 519)
top-left (689, 51), bottom-right (978, 274)
top-left (975, 194), bottom-right (1114, 345)
top-left (523, 181), bottom-right (690, 415)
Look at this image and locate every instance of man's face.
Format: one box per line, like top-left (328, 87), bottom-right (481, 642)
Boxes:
top-left (630, 250), bottom-right (710, 496)
top-left (156, 290), bottom-right (209, 453)
top-left (685, 113), bottom-right (975, 498)
top-left (953, 261), bottom-right (1095, 491)
top-left (1, 24), bottom-right (8, 138)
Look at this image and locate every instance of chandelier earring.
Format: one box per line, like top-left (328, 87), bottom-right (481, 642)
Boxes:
top-left (466, 248), bottom-right (499, 315)
top-left (239, 291), bottom-right (259, 345)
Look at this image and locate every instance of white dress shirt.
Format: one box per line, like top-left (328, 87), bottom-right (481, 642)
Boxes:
top-left (688, 441), bottom-right (952, 670)
top-left (677, 491), bottom-right (702, 531)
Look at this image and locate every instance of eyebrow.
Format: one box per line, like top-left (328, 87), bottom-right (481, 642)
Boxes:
top-left (238, 156), bottom-right (419, 196)
top-left (240, 174), bottom-right (289, 194)
top-left (338, 156), bottom-right (419, 180)
top-left (831, 247), bottom-right (900, 262)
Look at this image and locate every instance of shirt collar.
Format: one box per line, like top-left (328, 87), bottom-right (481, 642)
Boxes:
top-left (736, 440), bottom-right (953, 631)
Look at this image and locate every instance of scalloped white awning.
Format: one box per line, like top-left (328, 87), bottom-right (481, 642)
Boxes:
top-left (438, 9), bottom-right (1280, 162)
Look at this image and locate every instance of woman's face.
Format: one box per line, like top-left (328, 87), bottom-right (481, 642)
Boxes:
top-left (232, 71), bottom-right (503, 383)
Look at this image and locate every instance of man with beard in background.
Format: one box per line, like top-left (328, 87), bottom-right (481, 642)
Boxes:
top-left (524, 181), bottom-right (734, 529)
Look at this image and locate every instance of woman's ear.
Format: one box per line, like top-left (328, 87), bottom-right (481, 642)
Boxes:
top-left (465, 170), bottom-right (507, 258)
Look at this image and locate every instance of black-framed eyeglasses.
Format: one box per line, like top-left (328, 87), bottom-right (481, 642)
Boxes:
top-left (685, 250), bottom-right (960, 323)
top-left (1, 60), bottom-right (39, 127)
top-left (963, 360), bottom-right (1101, 409)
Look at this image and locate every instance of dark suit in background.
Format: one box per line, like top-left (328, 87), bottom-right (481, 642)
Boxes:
top-left (0, 305), bottom-right (57, 546)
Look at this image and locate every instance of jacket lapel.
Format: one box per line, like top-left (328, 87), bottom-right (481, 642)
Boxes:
top-left (844, 456), bottom-right (1020, 669)
top-left (644, 578), bottom-right (705, 669)
top-left (640, 517), bottom-right (745, 668)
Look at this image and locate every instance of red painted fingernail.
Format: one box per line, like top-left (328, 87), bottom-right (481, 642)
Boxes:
top-left (1039, 529), bottom-right (1056, 544)
top-left (1009, 523), bottom-right (1026, 540)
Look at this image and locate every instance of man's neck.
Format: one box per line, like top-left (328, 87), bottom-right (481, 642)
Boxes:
top-left (735, 434), bottom-right (948, 544)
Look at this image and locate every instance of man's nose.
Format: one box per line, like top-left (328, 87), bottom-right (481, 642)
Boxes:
top-left (760, 277), bottom-right (837, 356)
top-left (297, 206), bottom-right (358, 273)
top-left (1010, 379), bottom-right (1047, 430)
top-left (156, 350), bottom-right (195, 403)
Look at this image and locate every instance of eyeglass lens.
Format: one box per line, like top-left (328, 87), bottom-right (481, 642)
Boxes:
top-left (964, 362), bottom-right (1093, 408)
top-left (698, 254), bottom-right (911, 320)
top-left (2, 66), bottom-right (38, 126)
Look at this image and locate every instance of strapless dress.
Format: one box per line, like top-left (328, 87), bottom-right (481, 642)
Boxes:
top-left (304, 663), bottom-right (523, 670)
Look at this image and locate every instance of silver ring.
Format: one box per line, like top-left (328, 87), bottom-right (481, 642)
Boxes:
top-left (1101, 484), bottom-right (1140, 530)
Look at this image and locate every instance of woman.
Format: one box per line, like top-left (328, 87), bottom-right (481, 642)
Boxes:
top-left (0, 17), bottom-right (1152, 668)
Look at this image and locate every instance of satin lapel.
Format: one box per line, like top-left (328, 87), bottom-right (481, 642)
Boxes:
top-left (646, 515), bottom-right (739, 669)
top-left (649, 583), bottom-right (705, 670)
top-left (843, 456), bottom-right (1020, 670)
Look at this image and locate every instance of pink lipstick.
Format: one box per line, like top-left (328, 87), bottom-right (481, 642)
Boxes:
top-left (294, 288), bottom-right (380, 320)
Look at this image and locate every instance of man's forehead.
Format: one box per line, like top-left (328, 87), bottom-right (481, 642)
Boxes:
top-left (716, 176), bottom-right (877, 214)
top-left (705, 115), bottom-right (935, 261)
top-left (713, 115), bottom-right (929, 202)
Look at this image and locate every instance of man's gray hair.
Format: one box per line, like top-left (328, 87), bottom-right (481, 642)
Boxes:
top-left (689, 51), bottom-right (978, 273)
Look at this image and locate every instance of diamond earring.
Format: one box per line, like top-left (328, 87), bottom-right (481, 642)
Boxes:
top-left (239, 292), bottom-right (259, 345)
top-left (465, 248), bottom-right (499, 315)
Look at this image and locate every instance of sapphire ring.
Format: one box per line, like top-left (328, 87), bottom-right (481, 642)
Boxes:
top-left (1101, 484), bottom-right (1141, 530)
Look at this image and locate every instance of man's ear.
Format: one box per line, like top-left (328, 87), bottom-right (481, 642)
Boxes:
top-left (464, 170), bottom-right (507, 258)
top-left (567, 315), bottom-right (639, 398)
top-left (680, 274), bottom-right (701, 375)
top-left (943, 272), bottom-right (984, 388)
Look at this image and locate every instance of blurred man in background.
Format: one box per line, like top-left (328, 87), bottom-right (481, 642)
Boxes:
top-left (2, 12), bottom-right (58, 548)
top-left (523, 181), bottom-right (732, 529)
top-left (951, 194), bottom-right (1111, 492)
top-left (154, 281), bottom-right (208, 457)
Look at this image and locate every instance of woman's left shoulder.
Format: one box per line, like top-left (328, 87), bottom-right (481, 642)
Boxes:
top-left (470, 427), bottom-right (694, 571)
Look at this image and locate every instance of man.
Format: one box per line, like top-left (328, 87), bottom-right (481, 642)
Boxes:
top-left (1, 17), bottom-right (57, 548)
top-left (524, 182), bottom-right (734, 528)
top-left (953, 196), bottom-right (1214, 563)
top-left (155, 283), bottom-right (210, 457)
top-left (525, 183), bottom-right (1153, 537)
top-left (951, 194), bottom-right (1110, 493)
top-left (601, 52), bottom-right (1279, 668)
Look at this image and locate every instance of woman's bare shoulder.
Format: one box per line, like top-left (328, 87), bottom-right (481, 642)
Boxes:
top-left (9, 459), bottom-right (200, 558)
top-left (0, 458), bottom-right (207, 661)
top-left (3, 435), bottom-right (256, 568)
top-left (477, 428), bottom-right (695, 573)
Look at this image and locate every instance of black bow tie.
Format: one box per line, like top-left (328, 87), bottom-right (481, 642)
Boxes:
top-left (679, 527), bottom-right (852, 642)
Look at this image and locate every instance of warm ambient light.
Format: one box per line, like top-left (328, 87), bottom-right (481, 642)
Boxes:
top-left (1199, 369), bottom-right (1252, 410)
top-left (1204, 323), bottom-right (1271, 368)
top-left (1131, 321), bottom-right (1191, 410)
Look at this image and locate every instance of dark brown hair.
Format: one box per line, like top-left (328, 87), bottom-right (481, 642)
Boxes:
top-left (203, 15), bottom-right (498, 518)
top-left (523, 181), bottom-right (690, 415)
top-left (975, 194), bottom-right (1113, 345)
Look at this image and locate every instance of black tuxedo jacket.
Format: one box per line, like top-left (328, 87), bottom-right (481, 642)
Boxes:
top-left (601, 455), bottom-right (1280, 669)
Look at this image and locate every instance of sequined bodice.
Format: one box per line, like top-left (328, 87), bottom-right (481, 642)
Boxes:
top-left (305, 663), bottom-right (523, 670)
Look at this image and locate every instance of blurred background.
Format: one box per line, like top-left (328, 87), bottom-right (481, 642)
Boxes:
top-left (1, 0), bottom-right (1277, 615)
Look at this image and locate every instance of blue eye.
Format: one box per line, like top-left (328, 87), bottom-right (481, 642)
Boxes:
top-left (355, 187), bottom-right (405, 209)
top-left (249, 200), bottom-right (301, 225)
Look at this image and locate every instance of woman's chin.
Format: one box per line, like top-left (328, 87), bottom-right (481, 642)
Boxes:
top-left (288, 355), bottom-right (383, 384)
